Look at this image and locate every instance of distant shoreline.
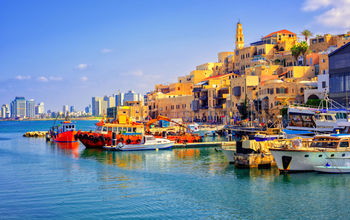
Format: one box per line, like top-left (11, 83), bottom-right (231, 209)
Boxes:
top-left (0, 117), bottom-right (101, 122)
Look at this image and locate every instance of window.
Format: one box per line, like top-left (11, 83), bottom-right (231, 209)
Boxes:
top-left (102, 127), bottom-right (107, 132)
top-left (340, 142), bottom-right (349, 148)
top-left (322, 81), bottom-right (326, 88)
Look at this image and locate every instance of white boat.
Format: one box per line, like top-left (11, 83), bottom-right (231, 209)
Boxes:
top-left (286, 106), bottom-right (350, 133)
top-left (270, 135), bottom-right (350, 172)
top-left (314, 157), bottom-right (350, 173)
top-left (103, 135), bottom-right (174, 151)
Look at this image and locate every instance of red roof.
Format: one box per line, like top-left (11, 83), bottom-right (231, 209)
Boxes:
top-left (203, 73), bottom-right (237, 81)
top-left (263, 29), bottom-right (296, 39)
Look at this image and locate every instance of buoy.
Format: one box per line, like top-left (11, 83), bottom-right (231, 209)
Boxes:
top-left (156, 148), bottom-right (159, 151)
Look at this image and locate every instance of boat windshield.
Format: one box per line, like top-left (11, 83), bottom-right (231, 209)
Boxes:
top-left (310, 138), bottom-right (338, 148)
top-left (96, 126), bottom-right (102, 132)
top-left (146, 136), bottom-right (156, 141)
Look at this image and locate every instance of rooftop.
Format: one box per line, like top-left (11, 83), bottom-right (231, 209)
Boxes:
top-left (263, 29), bottom-right (296, 39)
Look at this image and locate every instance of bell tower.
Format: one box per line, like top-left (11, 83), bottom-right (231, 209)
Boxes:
top-left (235, 21), bottom-right (244, 50)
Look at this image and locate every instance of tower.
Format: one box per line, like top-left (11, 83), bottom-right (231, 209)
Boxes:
top-left (235, 21), bottom-right (244, 50)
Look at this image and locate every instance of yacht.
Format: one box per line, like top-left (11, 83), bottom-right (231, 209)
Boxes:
top-left (103, 135), bottom-right (174, 151)
top-left (270, 135), bottom-right (350, 172)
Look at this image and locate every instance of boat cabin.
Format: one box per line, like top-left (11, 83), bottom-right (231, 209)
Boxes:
top-left (96, 124), bottom-right (144, 135)
top-left (310, 136), bottom-right (350, 149)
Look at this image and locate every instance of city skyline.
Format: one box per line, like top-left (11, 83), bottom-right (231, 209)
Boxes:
top-left (1, 0), bottom-right (350, 111)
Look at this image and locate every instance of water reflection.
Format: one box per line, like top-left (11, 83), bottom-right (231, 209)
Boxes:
top-left (56, 142), bottom-right (80, 158)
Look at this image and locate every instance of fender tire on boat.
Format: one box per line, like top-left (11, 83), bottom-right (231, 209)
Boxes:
top-left (89, 135), bottom-right (95, 141)
top-left (136, 139), bottom-right (141, 144)
top-left (126, 139), bottom-right (131, 144)
top-left (99, 136), bottom-right (105, 142)
top-left (118, 138), bottom-right (124, 143)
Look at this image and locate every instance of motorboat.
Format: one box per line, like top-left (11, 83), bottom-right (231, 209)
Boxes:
top-left (254, 128), bottom-right (286, 141)
top-left (314, 157), bottom-right (350, 173)
top-left (270, 135), bottom-right (350, 172)
top-left (103, 135), bottom-right (174, 151)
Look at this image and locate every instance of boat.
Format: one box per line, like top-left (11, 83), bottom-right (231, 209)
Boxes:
top-left (103, 135), bottom-right (174, 151)
top-left (286, 96), bottom-right (350, 133)
top-left (254, 128), bottom-right (286, 141)
top-left (146, 115), bottom-right (202, 143)
top-left (270, 135), bottom-right (350, 172)
top-left (314, 157), bottom-right (350, 173)
top-left (48, 121), bottom-right (77, 142)
top-left (76, 115), bottom-right (144, 148)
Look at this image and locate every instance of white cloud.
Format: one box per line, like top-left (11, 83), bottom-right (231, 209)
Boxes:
top-left (80, 76), bottom-right (88, 82)
top-left (100, 48), bottom-right (112, 54)
top-left (75, 64), bottom-right (88, 70)
top-left (130, 70), bottom-right (144, 76)
top-left (49, 76), bottom-right (63, 81)
top-left (302, 0), bottom-right (350, 29)
top-left (15, 75), bottom-right (31, 80)
top-left (37, 76), bottom-right (49, 82)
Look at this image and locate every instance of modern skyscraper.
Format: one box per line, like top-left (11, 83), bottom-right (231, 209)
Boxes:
top-left (26, 99), bottom-right (35, 118)
top-left (10, 97), bottom-right (26, 118)
top-left (1, 104), bottom-right (10, 118)
top-left (70, 106), bottom-right (75, 113)
top-left (35, 102), bottom-right (45, 115)
top-left (92, 97), bottom-right (102, 116)
top-left (115, 92), bottom-right (125, 106)
top-left (63, 105), bottom-right (69, 114)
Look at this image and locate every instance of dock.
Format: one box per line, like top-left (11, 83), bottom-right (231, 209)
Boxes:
top-left (173, 141), bottom-right (236, 148)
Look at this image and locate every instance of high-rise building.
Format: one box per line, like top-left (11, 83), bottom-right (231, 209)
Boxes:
top-left (104, 96), bottom-right (115, 108)
top-left (26, 99), bottom-right (35, 118)
top-left (35, 102), bottom-right (45, 115)
top-left (115, 92), bottom-right (125, 106)
top-left (1, 104), bottom-right (10, 118)
top-left (235, 21), bottom-right (244, 50)
top-left (85, 105), bottom-right (92, 114)
top-left (124, 90), bottom-right (143, 103)
top-left (70, 105), bottom-right (75, 113)
top-left (63, 105), bottom-right (69, 114)
top-left (10, 97), bottom-right (26, 118)
top-left (92, 97), bottom-right (102, 116)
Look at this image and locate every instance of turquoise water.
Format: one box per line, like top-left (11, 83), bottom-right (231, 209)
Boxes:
top-left (1, 121), bottom-right (350, 219)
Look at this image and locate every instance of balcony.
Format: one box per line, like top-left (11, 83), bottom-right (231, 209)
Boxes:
top-left (199, 96), bottom-right (208, 101)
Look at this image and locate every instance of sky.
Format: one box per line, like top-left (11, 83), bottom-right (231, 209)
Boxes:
top-left (1, 0), bottom-right (349, 111)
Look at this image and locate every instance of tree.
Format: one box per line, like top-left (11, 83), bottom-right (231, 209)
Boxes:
top-left (299, 41), bottom-right (309, 65)
top-left (291, 44), bottom-right (301, 65)
top-left (301, 29), bottom-right (313, 42)
top-left (291, 42), bottom-right (309, 65)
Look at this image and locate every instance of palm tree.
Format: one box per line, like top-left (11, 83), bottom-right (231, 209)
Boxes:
top-left (299, 41), bottom-right (309, 65)
top-left (291, 44), bottom-right (301, 66)
top-left (301, 29), bottom-right (313, 43)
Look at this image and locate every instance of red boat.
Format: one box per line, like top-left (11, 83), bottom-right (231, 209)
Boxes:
top-left (49, 121), bottom-right (78, 143)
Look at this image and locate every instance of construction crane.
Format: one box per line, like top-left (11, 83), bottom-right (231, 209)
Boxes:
top-left (145, 115), bottom-right (192, 133)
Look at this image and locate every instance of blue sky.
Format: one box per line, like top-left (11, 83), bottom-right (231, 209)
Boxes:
top-left (1, 0), bottom-right (349, 111)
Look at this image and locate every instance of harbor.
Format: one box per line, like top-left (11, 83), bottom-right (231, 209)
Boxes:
top-left (3, 120), bottom-right (350, 219)
top-left (2, 0), bottom-right (350, 219)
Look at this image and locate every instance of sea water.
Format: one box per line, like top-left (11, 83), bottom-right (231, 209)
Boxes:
top-left (1, 120), bottom-right (350, 219)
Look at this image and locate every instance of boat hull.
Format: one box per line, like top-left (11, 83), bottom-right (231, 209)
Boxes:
top-left (270, 149), bottom-right (350, 172)
top-left (103, 142), bottom-right (174, 151)
top-left (314, 166), bottom-right (350, 173)
top-left (53, 131), bottom-right (77, 143)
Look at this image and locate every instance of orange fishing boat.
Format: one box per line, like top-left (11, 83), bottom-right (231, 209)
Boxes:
top-left (48, 121), bottom-right (78, 143)
top-left (76, 115), bottom-right (144, 148)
